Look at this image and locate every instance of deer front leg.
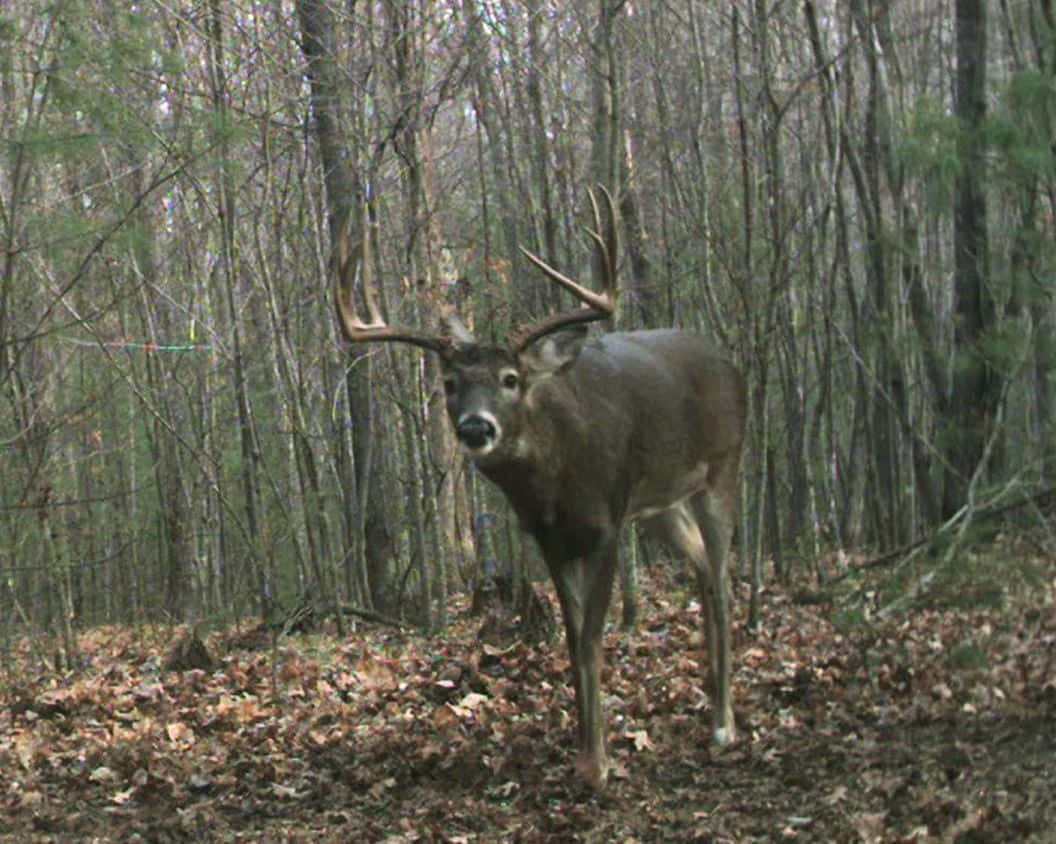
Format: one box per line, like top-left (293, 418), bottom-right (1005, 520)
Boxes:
top-left (550, 565), bottom-right (586, 748)
top-left (548, 542), bottom-right (619, 789)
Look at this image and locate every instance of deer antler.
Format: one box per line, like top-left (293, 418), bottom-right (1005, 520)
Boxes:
top-left (511, 186), bottom-right (618, 352)
top-left (333, 218), bottom-right (452, 353)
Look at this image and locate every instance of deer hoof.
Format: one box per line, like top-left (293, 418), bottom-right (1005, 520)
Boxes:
top-left (713, 724), bottom-right (736, 747)
top-left (575, 752), bottom-right (609, 789)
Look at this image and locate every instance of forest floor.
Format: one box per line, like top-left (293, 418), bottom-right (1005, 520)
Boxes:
top-left (2, 533), bottom-right (1055, 842)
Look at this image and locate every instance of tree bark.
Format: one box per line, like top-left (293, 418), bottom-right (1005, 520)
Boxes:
top-left (945, 0), bottom-right (996, 517)
top-left (297, 0), bottom-right (393, 611)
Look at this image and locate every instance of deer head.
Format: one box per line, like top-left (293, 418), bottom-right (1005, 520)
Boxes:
top-left (335, 188), bottom-right (618, 459)
top-left (333, 188), bottom-right (746, 789)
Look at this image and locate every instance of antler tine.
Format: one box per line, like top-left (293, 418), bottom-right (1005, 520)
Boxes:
top-left (511, 186), bottom-right (619, 352)
top-left (517, 247), bottom-right (615, 314)
top-left (586, 185), bottom-right (618, 294)
top-left (333, 221), bottom-right (451, 354)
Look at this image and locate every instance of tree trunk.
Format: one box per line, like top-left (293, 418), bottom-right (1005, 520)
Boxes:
top-left (297, 0), bottom-right (393, 611)
top-left (945, 0), bottom-right (996, 516)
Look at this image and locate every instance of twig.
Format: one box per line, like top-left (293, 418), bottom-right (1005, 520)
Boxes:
top-left (339, 605), bottom-right (409, 629)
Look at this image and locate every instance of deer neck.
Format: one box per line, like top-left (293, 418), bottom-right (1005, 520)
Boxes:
top-left (473, 381), bottom-right (597, 540)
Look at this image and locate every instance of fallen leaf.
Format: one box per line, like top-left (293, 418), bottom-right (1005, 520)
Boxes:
top-left (166, 721), bottom-right (192, 743)
top-left (824, 785), bottom-right (847, 805)
top-left (628, 729), bottom-right (654, 751)
top-left (458, 691), bottom-right (488, 710)
top-left (368, 777), bottom-right (396, 799)
top-left (851, 810), bottom-right (887, 842)
top-left (110, 787), bottom-right (135, 805)
top-left (89, 766), bottom-right (118, 784)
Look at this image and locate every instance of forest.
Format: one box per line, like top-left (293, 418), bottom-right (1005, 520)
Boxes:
top-left (2, 0), bottom-right (1055, 840)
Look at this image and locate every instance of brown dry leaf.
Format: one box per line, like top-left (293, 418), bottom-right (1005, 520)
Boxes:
top-left (14, 733), bottom-right (37, 770)
top-left (627, 728), bottom-right (654, 752)
top-left (89, 765), bottom-right (118, 784)
top-left (110, 787), bottom-right (135, 805)
top-left (353, 656), bottom-right (397, 692)
top-left (166, 721), bottom-right (192, 743)
top-left (824, 785), bottom-right (848, 805)
top-left (368, 777), bottom-right (396, 800)
top-left (851, 810), bottom-right (887, 842)
top-left (458, 691), bottom-right (488, 710)
top-left (433, 703), bottom-right (459, 729)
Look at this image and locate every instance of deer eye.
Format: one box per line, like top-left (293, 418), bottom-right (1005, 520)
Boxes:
top-left (501, 371), bottom-right (520, 391)
top-left (442, 376), bottom-right (457, 396)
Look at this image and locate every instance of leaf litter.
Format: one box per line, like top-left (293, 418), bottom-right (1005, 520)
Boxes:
top-left (1, 544), bottom-right (1054, 842)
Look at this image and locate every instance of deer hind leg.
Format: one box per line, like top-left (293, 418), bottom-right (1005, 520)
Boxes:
top-left (651, 497), bottom-right (735, 747)
top-left (695, 486), bottom-right (735, 746)
top-left (546, 540), bottom-right (619, 789)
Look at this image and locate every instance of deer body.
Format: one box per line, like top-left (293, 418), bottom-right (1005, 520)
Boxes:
top-left (334, 189), bottom-right (746, 788)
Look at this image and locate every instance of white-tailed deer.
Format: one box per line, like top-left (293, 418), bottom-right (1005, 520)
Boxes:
top-left (333, 189), bottom-right (746, 788)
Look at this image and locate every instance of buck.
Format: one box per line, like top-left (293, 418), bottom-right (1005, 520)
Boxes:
top-left (333, 189), bottom-right (746, 788)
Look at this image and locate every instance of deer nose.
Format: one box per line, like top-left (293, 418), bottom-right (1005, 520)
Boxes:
top-left (456, 414), bottom-right (496, 449)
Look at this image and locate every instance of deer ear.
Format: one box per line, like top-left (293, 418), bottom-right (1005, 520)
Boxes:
top-left (444, 315), bottom-right (476, 348)
top-left (519, 325), bottom-right (589, 377)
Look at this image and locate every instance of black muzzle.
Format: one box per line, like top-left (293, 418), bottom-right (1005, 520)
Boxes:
top-left (456, 415), bottom-right (496, 449)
